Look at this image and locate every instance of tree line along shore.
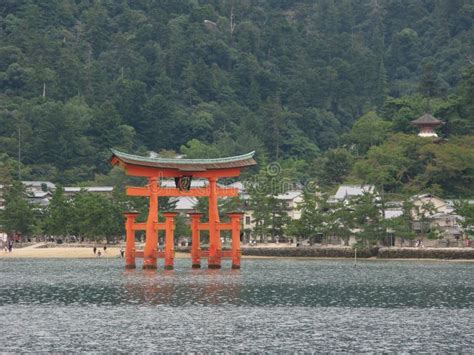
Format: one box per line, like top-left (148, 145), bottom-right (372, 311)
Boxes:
top-left (1, 180), bottom-right (473, 249)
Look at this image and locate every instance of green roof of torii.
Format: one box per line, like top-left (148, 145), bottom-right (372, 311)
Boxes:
top-left (110, 148), bottom-right (256, 172)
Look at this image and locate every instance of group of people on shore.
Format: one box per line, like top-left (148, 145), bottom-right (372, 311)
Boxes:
top-left (415, 239), bottom-right (425, 248)
top-left (92, 245), bottom-right (107, 257)
top-left (3, 240), bottom-right (14, 253)
top-left (92, 245), bottom-right (125, 258)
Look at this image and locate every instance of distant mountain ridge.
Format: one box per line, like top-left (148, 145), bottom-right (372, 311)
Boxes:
top-left (0, 0), bottom-right (472, 194)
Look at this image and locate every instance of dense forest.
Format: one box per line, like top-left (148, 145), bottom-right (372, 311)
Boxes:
top-left (0, 0), bottom-right (473, 197)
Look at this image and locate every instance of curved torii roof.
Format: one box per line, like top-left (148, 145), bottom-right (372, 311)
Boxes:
top-left (110, 149), bottom-right (256, 172)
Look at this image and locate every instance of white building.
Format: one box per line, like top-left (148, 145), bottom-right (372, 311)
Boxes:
top-left (172, 196), bottom-right (198, 215)
top-left (21, 181), bottom-right (56, 207)
top-left (22, 181), bottom-right (56, 193)
top-left (27, 190), bottom-right (52, 207)
top-left (276, 191), bottom-right (303, 220)
top-left (63, 186), bottom-right (114, 197)
top-left (7, 182), bottom-right (116, 207)
top-left (328, 184), bottom-right (375, 203)
top-left (242, 190), bottom-right (303, 237)
top-left (410, 194), bottom-right (463, 244)
top-left (411, 193), bottom-right (453, 215)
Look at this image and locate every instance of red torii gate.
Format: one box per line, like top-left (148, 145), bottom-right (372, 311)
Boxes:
top-left (110, 149), bottom-right (256, 270)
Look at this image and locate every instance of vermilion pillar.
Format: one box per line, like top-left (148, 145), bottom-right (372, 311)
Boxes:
top-left (228, 213), bottom-right (243, 269)
top-left (208, 177), bottom-right (221, 269)
top-left (143, 177), bottom-right (159, 269)
top-left (190, 213), bottom-right (203, 268)
top-left (163, 212), bottom-right (178, 270)
top-left (124, 211), bottom-right (139, 269)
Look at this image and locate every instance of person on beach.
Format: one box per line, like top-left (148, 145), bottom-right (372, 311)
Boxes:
top-left (97, 250), bottom-right (102, 257)
top-left (103, 245), bottom-right (107, 254)
top-left (120, 248), bottom-right (125, 258)
top-left (93, 246), bottom-right (97, 255)
top-left (8, 240), bottom-right (13, 252)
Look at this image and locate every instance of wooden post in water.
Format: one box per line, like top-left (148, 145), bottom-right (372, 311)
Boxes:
top-left (163, 212), bottom-right (178, 270)
top-left (124, 212), bottom-right (139, 269)
top-left (143, 177), bottom-right (159, 269)
top-left (208, 177), bottom-right (221, 269)
top-left (190, 213), bottom-right (203, 268)
top-left (228, 212), bottom-right (243, 269)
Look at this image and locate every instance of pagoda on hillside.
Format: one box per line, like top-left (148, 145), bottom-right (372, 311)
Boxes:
top-left (410, 113), bottom-right (444, 138)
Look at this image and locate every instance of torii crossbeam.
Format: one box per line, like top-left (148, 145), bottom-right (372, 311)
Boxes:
top-left (110, 149), bottom-right (256, 270)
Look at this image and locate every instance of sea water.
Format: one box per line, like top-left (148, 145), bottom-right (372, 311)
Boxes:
top-left (0, 258), bottom-right (472, 352)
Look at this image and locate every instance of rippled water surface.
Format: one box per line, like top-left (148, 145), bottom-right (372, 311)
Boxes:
top-left (0, 258), bottom-right (473, 352)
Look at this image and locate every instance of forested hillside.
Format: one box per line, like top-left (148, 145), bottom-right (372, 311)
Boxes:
top-left (0, 0), bottom-right (473, 196)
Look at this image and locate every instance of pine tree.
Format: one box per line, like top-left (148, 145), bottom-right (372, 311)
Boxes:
top-left (1, 181), bottom-right (35, 237)
top-left (43, 185), bottom-right (71, 237)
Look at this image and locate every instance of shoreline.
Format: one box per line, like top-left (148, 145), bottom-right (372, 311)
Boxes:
top-left (1, 246), bottom-right (473, 262)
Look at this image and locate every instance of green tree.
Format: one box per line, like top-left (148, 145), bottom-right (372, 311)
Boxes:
top-left (454, 200), bottom-right (474, 239)
top-left (180, 139), bottom-right (221, 158)
top-left (418, 62), bottom-right (442, 107)
top-left (353, 139), bottom-right (412, 193)
top-left (326, 202), bottom-right (355, 247)
top-left (456, 66), bottom-right (474, 134)
top-left (266, 195), bottom-right (291, 242)
top-left (317, 148), bottom-right (354, 187)
top-left (385, 199), bottom-right (417, 247)
top-left (26, 98), bottom-right (95, 179)
top-left (346, 112), bottom-right (392, 154)
top-left (247, 165), bottom-right (289, 242)
top-left (43, 186), bottom-right (71, 237)
top-left (288, 191), bottom-right (328, 244)
top-left (412, 201), bottom-right (437, 242)
top-left (350, 192), bottom-right (386, 247)
top-left (0, 154), bottom-right (15, 186)
top-left (352, 133), bottom-right (443, 194)
top-left (0, 181), bottom-right (35, 237)
top-left (419, 136), bottom-right (474, 196)
top-left (69, 191), bottom-right (123, 242)
top-left (174, 214), bottom-right (191, 241)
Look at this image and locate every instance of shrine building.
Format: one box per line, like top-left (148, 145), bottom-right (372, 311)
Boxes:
top-left (411, 113), bottom-right (444, 138)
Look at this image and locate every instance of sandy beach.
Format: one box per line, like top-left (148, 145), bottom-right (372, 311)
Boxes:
top-left (0, 244), bottom-right (274, 260)
top-left (0, 244), bottom-right (190, 259)
top-left (0, 241), bottom-right (284, 260)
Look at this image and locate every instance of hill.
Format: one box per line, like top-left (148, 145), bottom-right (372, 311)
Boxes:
top-left (0, 0), bottom-right (473, 196)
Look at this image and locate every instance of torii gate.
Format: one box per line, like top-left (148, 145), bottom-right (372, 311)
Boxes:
top-left (110, 149), bottom-right (256, 270)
